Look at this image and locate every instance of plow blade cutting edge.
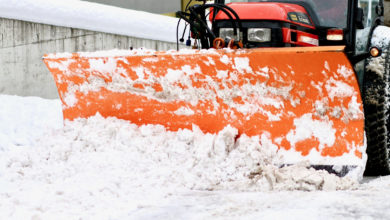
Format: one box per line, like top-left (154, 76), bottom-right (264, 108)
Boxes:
top-left (43, 46), bottom-right (366, 176)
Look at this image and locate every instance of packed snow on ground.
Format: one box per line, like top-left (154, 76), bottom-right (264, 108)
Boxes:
top-left (0, 94), bottom-right (390, 219)
top-left (0, 0), bottom-right (185, 43)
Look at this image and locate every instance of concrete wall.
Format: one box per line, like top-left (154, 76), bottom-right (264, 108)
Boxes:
top-left (385, 0), bottom-right (390, 26)
top-left (83, 0), bottom-right (181, 14)
top-left (0, 17), bottom-right (178, 99)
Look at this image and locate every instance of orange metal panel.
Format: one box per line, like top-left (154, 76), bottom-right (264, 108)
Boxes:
top-left (43, 46), bottom-right (364, 164)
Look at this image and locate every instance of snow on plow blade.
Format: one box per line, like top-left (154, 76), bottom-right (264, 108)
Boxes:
top-left (43, 46), bottom-right (365, 175)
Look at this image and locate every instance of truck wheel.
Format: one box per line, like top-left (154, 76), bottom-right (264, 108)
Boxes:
top-left (363, 44), bottom-right (390, 176)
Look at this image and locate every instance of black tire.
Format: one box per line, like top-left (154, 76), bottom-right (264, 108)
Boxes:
top-left (363, 45), bottom-right (390, 176)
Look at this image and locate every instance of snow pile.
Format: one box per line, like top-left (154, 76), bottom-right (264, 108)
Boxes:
top-left (0, 95), bottom-right (62, 152)
top-left (0, 94), bottom-right (374, 219)
top-left (0, 0), bottom-right (185, 43)
top-left (0, 114), bottom-right (357, 195)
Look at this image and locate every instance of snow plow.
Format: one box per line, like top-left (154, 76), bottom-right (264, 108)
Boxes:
top-left (44, 0), bottom-right (390, 177)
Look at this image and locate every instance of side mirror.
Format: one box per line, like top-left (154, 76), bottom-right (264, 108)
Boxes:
top-left (356, 8), bottom-right (365, 29)
top-left (376, 4), bottom-right (384, 16)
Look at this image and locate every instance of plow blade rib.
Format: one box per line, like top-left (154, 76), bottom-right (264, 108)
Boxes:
top-left (43, 46), bottom-right (365, 170)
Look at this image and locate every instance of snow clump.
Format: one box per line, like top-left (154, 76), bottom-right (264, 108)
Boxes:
top-left (1, 114), bottom-right (357, 194)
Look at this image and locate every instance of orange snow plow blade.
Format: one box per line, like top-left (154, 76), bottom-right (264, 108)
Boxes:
top-left (43, 46), bottom-right (365, 173)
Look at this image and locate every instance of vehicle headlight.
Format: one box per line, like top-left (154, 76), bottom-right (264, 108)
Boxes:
top-left (219, 28), bottom-right (240, 40)
top-left (248, 28), bottom-right (271, 42)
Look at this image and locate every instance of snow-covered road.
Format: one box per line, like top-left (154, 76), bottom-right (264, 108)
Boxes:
top-left (128, 184), bottom-right (390, 220)
top-left (0, 94), bottom-right (389, 219)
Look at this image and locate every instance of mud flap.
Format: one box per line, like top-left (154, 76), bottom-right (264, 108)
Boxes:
top-left (43, 46), bottom-right (366, 176)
